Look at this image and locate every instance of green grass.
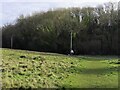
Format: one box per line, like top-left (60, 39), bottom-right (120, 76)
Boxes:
top-left (1, 48), bottom-right (119, 88)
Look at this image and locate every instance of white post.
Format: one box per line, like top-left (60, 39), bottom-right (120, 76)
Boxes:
top-left (70, 31), bottom-right (72, 52)
top-left (11, 35), bottom-right (13, 49)
top-left (70, 31), bottom-right (74, 55)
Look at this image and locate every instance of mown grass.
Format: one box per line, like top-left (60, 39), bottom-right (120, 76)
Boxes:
top-left (1, 48), bottom-right (119, 88)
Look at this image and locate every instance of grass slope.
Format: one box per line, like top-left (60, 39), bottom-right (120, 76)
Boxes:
top-left (1, 48), bottom-right (119, 88)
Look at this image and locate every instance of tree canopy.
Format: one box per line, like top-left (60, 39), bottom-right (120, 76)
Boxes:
top-left (2, 2), bottom-right (120, 55)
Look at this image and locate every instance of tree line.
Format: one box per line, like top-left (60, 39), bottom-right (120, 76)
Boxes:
top-left (1, 2), bottom-right (120, 55)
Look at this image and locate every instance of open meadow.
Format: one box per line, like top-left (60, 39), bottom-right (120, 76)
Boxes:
top-left (1, 48), bottom-right (119, 89)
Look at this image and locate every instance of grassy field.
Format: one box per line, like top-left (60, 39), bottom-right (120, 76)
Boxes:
top-left (1, 48), bottom-right (119, 88)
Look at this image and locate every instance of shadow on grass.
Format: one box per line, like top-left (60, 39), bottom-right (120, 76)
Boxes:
top-left (58, 66), bottom-right (119, 88)
top-left (80, 66), bottom-right (118, 75)
top-left (62, 66), bottom-right (119, 75)
top-left (74, 55), bottom-right (119, 61)
top-left (25, 50), bottom-right (67, 57)
top-left (59, 84), bottom-right (119, 89)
